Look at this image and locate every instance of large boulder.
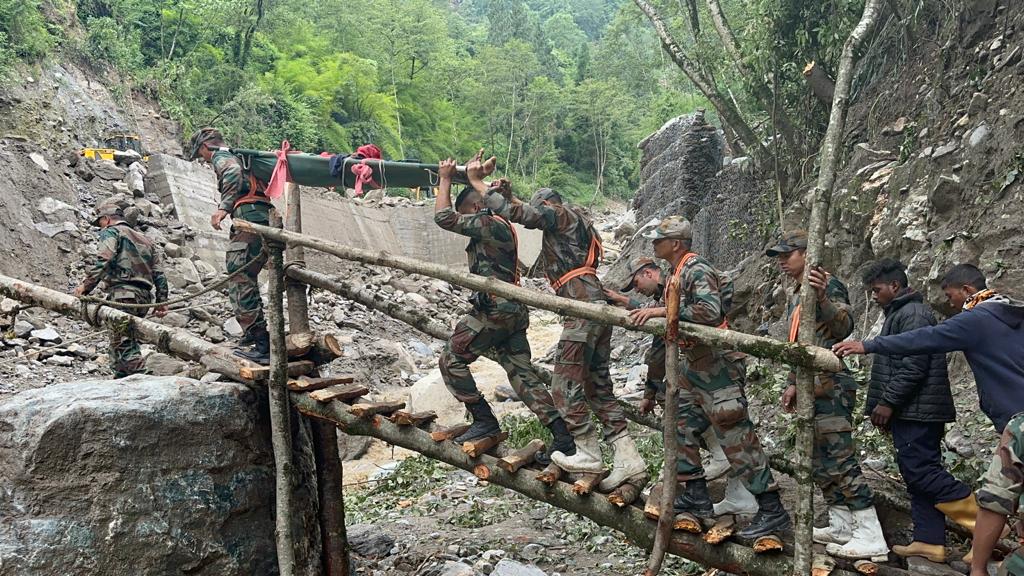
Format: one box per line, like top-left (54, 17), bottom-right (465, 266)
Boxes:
top-left (0, 376), bottom-right (319, 575)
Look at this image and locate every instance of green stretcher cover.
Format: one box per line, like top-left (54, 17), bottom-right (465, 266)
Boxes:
top-left (228, 148), bottom-right (469, 190)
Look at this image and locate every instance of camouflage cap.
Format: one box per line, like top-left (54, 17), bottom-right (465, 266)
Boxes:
top-left (91, 199), bottom-right (124, 225)
top-left (188, 127), bottom-right (223, 160)
top-left (765, 229), bottom-right (808, 257)
top-left (622, 256), bottom-right (659, 292)
top-left (642, 215), bottom-right (692, 241)
top-left (529, 188), bottom-right (560, 207)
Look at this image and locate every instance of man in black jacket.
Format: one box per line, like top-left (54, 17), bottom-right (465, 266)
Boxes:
top-left (859, 259), bottom-right (972, 563)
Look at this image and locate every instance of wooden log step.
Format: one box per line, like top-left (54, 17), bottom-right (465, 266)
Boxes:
top-left (572, 471), bottom-right (607, 496)
top-left (462, 432), bottom-right (508, 458)
top-left (388, 410), bottom-right (437, 427)
top-left (704, 516), bottom-right (735, 545)
top-left (497, 439), bottom-right (546, 474)
top-left (535, 463), bottom-right (563, 485)
top-left (239, 359), bottom-right (315, 381)
top-left (752, 535), bottom-right (784, 554)
top-left (853, 560), bottom-right (880, 574)
top-left (473, 463), bottom-right (492, 480)
top-left (674, 511), bottom-right (702, 534)
top-left (644, 482), bottom-right (664, 520)
top-left (606, 473), bottom-right (648, 508)
top-left (430, 423), bottom-right (471, 442)
top-left (308, 383), bottom-right (369, 403)
top-left (348, 400), bottom-right (406, 418)
top-left (286, 332), bottom-right (344, 361)
top-left (288, 374), bottom-right (355, 392)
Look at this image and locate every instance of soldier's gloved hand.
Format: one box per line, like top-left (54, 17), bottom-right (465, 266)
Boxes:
top-left (210, 209), bottom-right (229, 231)
top-left (152, 305), bottom-right (169, 318)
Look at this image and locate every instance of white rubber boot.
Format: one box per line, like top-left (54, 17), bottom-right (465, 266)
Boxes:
top-left (598, 434), bottom-right (647, 491)
top-left (825, 506), bottom-right (890, 560)
top-left (713, 476), bottom-right (758, 515)
top-left (702, 429), bottom-right (730, 481)
top-left (551, 429), bottom-right (604, 473)
top-left (813, 505), bottom-right (854, 545)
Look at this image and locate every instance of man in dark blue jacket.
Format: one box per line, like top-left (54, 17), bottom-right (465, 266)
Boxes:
top-left (835, 263), bottom-right (1024, 565)
top-left (857, 259), bottom-right (972, 564)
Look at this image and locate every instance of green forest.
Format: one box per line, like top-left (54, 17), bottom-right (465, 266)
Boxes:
top-left (2, 0), bottom-right (924, 203)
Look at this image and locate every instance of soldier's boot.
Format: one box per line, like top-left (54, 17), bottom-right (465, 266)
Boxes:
top-left (702, 429), bottom-right (730, 481)
top-left (551, 429), bottom-right (604, 473)
top-left (598, 434), bottom-right (647, 491)
top-left (736, 490), bottom-right (792, 539)
top-left (892, 542), bottom-right (945, 563)
top-left (454, 399), bottom-right (502, 444)
top-left (536, 418), bottom-right (575, 466)
top-left (813, 505), bottom-right (854, 545)
top-left (824, 506), bottom-right (889, 560)
top-left (713, 476), bottom-right (758, 516)
top-left (673, 478), bottom-right (714, 517)
top-left (935, 495), bottom-right (979, 532)
top-left (235, 332), bottom-right (270, 364)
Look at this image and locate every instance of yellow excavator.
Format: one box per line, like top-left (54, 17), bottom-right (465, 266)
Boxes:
top-left (80, 133), bottom-right (148, 162)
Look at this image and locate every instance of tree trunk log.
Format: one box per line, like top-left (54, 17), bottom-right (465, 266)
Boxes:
top-left (242, 222), bottom-right (842, 373)
top-left (309, 384), bottom-right (369, 404)
top-left (388, 410), bottom-right (438, 427)
top-left (294, 396), bottom-right (879, 576)
top-left (0, 273), bottom-right (294, 383)
top-left (289, 375), bottom-right (356, 393)
top-left (573, 472), bottom-right (607, 496)
top-left (802, 61), bottom-right (836, 105)
top-left (285, 182), bottom-right (350, 576)
top-left (498, 439), bottom-right (546, 473)
top-left (431, 423), bottom-right (471, 442)
top-left (349, 401), bottom-right (406, 419)
top-left (267, 216), bottom-right (298, 576)
top-left (647, 275), bottom-right (682, 576)
top-left (536, 463), bottom-right (563, 485)
top-left (793, 4), bottom-right (883, 574)
top-left (286, 332), bottom-right (343, 361)
top-left (463, 432), bottom-right (508, 458)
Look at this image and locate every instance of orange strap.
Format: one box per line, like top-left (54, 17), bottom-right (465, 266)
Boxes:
top-left (233, 173), bottom-right (271, 209)
top-left (788, 304), bottom-right (801, 342)
top-left (669, 252), bottom-right (728, 331)
top-left (494, 214), bottom-right (521, 286)
top-left (550, 227), bottom-right (603, 291)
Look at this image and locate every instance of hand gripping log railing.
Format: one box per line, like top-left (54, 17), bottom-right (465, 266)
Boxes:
top-left (232, 221), bottom-right (842, 373)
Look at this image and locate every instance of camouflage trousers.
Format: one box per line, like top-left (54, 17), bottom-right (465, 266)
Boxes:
top-left (439, 304), bottom-right (561, 426)
top-left (107, 285), bottom-right (151, 378)
top-left (978, 412), bottom-right (1024, 576)
top-left (675, 347), bottom-right (778, 495)
top-left (226, 223), bottom-right (269, 341)
top-left (551, 317), bottom-right (627, 441)
top-left (812, 374), bottom-right (873, 510)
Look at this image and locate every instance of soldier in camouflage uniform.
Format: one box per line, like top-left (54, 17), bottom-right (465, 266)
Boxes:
top-left (970, 411), bottom-right (1024, 576)
top-left (627, 217), bottom-right (789, 538)
top-left (484, 185), bottom-right (645, 491)
top-left (768, 230), bottom-right (887, 559)
top-left (189, 127), bottom-right (271, 363)
top-left (432, 155), bottom-right (574, 460)
top-left (75, 200), bottom-right (169, 377)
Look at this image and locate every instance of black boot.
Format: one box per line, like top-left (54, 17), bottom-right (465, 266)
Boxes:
top-left (736, 490), bottom-right (792, 539)
top-left (235, 331), bottom-right (270, 364)
top-left (454, 399), bottom-right (501, 444)
top-left (673, 478), bottom-right (714, 517)
top-left (536, 418), bottom-right (576, 465)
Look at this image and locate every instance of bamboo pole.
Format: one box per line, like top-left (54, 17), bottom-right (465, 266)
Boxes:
top-left (792, 2), bottom-right (883, 574)
top-left (646, 275), bottom-right (681, 576)
top-left (239, 221), bottom-right (842, 373)
top-left (285, 183), bottom-right (350, 576)
top-left (267, 213), bottom-right (297, 576)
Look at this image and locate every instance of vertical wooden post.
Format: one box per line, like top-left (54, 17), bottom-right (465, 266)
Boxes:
top-left (285, 183), bottom-right (351, 576)
top-left (791, 2), bottom-right (883, 574)
top-left (268, 210), bottom-right (297, 576)
top-left (645, 274), bottom-right (682, 576)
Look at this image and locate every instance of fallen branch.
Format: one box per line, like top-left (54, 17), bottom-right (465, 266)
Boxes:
top-left (244, 223), bottom-right (842, 373)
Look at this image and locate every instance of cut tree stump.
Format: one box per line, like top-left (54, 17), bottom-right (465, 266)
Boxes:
top-left (473, 464), bottom-right (492, 480)
top-left (572, 471), bottom-right (608, 496)
top-left (853, 560), bottom-right (879, 575)
top-left (288, 374), bottom-right (355, 392)
top-left (536, 463), bottom-right (563, 485)
top-left (431, 424), bottom-right (471, 442)
top-left (704, 516), bottom-right (736, 545)
top-left (240, 359), bottom-right (315, 381)
top-left (388, 410), bottom-right (437, 427)
top-left (497, 439), bottom-right (546, 473)
top-left (308, 383), bottom-right (368, 403)
top-left (673, 512), bottom-right (702, 534)
top-left (753, 535), bottom-right (784, 554)
top-left (644, 483), bottom-right (665, 520)
top-left (462, 432), bottom-right (508, 458)
top-left (286, 332), bottom-right (344, 362)
top-left (348, 401), bottom-right (406, 418)
top-left (607, 473), bottom-right (649, 507)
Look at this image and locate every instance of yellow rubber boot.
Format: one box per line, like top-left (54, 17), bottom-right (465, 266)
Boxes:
top-left (935, 495), bottom-right (980, 532)
top-left (892, 541), bottom-right (946, 563)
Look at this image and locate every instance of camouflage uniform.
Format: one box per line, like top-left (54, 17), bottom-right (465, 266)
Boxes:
top-left (434, 206), bottom-right (561, 425)
top-left (786, 275), bottom-right (874, 510)
top-left (485, 190), bottom-right (627, 441)
top-left (82, 221), bottom-right (168, 377)
top-left (667, 254), bottom-right (778, 495)
top-left (977, 411), bottom-right (1024, 576)
top-left (213, 149), bottom-right (271, 343)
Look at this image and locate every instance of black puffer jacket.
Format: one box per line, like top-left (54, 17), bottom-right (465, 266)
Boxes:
top-left (864, 289), bottom-right (956, 422)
